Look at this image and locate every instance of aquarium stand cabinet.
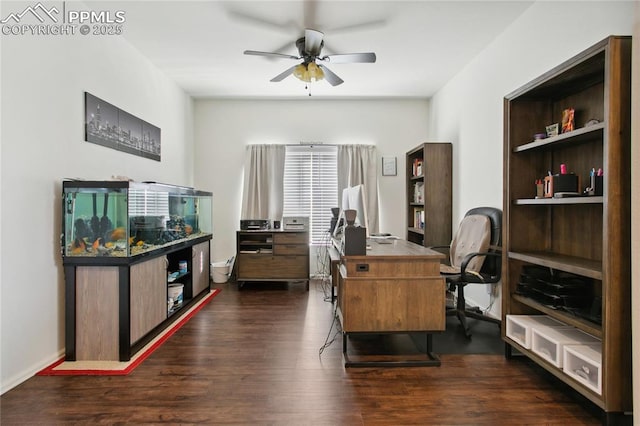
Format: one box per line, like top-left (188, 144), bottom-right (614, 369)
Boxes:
top-left (64, 236), bottom-right (212, 362)
top-left (61, 180), bottom-right (213, 362)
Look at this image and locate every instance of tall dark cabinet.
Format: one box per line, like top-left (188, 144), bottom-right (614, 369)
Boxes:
top-left (502, 36), bottom-right (631, 420)
top-left (406, 142), bottom-right (452, 247)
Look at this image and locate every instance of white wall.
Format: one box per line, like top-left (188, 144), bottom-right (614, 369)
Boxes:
top-left (428, 1), bottom-right (635, 316)
top-left (193, 98), bottom-right (430, 265)
top-left (0, 2), bottom-right (194, 393)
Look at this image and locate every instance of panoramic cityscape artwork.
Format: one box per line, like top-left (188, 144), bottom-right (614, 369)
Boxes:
top-left (85, 92), bottom-right (161, 161)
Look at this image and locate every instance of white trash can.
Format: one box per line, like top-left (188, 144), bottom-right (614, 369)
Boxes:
top-left (211, 260), bottom-right (232, 283)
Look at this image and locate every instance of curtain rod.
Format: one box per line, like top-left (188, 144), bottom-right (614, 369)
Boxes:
top-left (277, 143), bottom-right (375, 147)
top-left (284, 142), bottom-right (337, 149)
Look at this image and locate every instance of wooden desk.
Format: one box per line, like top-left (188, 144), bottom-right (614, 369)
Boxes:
top-left (334, 238), bottom-right (446, 367)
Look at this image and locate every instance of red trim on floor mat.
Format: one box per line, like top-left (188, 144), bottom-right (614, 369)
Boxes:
top-left (36, 288), bottom-right (221, 376)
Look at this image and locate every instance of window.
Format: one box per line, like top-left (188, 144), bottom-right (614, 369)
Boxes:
top-left (283, 145), bottom-right (337, 245)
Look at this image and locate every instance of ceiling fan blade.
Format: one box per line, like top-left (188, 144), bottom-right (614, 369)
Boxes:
top-left (228, 10), bottom-right (299, 34)
top-left (270, 65), bottom-right (298, 82)
top-left (304, 29), bottom-right (324, 56)
top-left (303, 0), bottom-right (318, 30)
top-left (321, 52), bottom-right (377, 64)
top-left (317, 64), bottom-right (344, 86)
top-left (325, 19), bottom-right (387, 35)
top-left (244, 50), bottom-right (300, 60)
top-left (270, 41), bottom-right (298, 56)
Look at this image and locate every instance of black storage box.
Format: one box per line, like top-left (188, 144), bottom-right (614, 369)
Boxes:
top-left (552, 173), bottom-right (579, 194)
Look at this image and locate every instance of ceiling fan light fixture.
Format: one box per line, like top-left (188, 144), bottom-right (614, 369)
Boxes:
top-left (293, 62), bottom-right (324, 83)
top-left (308, 62), bottom-right (324, 81)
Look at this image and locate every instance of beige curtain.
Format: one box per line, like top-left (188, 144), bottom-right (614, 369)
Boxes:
top-left (241, 145), bottom-right (286, 222)
top-left (337, 145), bottom-right (379, 233)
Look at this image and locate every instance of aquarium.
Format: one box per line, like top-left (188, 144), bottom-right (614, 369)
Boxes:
top-left (62, 181), bottom-right (212, 258)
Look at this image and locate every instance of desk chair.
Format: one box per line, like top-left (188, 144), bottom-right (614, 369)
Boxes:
top-left (432, 207), bottom-right (502, 337)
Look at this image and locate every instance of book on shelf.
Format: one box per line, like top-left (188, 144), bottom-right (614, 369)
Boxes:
top-left (413, 182), bottom-right (424, 203)
top-left (413, 207), bottom-right (425, 229)
top-left (412, 158), bottom-right (423, 177)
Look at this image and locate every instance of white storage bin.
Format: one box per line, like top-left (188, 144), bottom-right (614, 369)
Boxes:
top-left (531, 327), bottom-right (600, 368)
top-left (563, 343), bottom-right (602, 395)
top-left (505, 315), bottom-right (569, 349)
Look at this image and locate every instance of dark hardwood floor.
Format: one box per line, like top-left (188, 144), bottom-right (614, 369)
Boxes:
top-left (1, 280), bottom-right (603, 425)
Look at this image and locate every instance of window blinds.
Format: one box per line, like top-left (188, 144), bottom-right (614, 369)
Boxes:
top-left (283, 145), bottom-right (338, 244)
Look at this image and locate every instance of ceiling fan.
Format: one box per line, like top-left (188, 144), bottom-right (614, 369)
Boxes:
top-left (244, 28), bottom-right (376, 86)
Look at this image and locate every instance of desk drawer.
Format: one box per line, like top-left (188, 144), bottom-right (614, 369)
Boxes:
top-left (342, 257), bottom-right (440, 277)
top-left (274, 244), bottom-right (308, 255)
top-left (238, 254), bottom-right (308, 279)
top-left (274, 232), bottom-right (307, 244)
top-left (339, 274), bottom-right (446, 332)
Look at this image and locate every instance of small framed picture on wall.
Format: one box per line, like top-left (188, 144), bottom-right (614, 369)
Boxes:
top-left (382, 156), bottom-right (397, 176)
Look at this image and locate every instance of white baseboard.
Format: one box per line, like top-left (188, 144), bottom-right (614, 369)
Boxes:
top-left (464, 296), bottom-right (501, 320)
top-left (1, 349), bottom-right (64, 395)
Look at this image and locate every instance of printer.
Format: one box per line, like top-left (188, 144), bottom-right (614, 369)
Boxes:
top-left (282, 216), bottom-right (309, 231)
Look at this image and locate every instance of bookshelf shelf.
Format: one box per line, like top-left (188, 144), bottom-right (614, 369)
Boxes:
top-left (405, 143), bottom-right (451, 247)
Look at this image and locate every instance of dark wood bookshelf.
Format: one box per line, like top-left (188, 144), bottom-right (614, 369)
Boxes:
top-left (502, 36), bottom-right (632, 419)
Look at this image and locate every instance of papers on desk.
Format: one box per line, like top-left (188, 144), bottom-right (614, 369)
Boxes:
top-left (370, 234), bottom-right (399, 244)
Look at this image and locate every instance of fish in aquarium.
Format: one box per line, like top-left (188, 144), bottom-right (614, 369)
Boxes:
top-left (69, 213), bottom-right (203, 257)
top-left (71, 238), bottom-right (86, 254)
top-left (69, 217), bottom-right (132, 256)
top-left (110, 227), bottom-right (126, 241)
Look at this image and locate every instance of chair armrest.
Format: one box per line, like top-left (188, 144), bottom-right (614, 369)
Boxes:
top-left (459, 251), bottom-right (502, 283)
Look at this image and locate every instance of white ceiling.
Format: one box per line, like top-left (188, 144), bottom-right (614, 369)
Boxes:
top-left (94, 1), bottom-right (534, 98)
